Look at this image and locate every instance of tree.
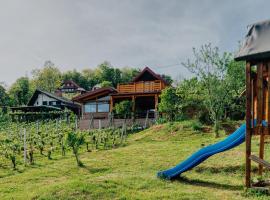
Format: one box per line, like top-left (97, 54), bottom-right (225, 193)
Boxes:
top-left (9, 77), bottom-right (32, 106)
top-left (176, 78), bottom-right (209, 122)
top-left (32, 61), bottom-right (62, 92)
top-left (66, 131), bottom-right (85, 167)
top-left (82, 69), bottom-right (99, 90)
top-left (182, 44), bottom-right (232, 137)
top-left (100, 81), bottom-right (113, 88)
top-left (161, 74), bottom-right (173, 85)
top-left (0, 84), bottom-right (10, 107)
top-left (159, 87), bottom-right (180, 121)
top-left (224, 60), bottom-right (246, 119)
top-left (95, 62), bottom-right (116, 86)
top-left (114, 100), bottom-right (133, 118)
top-left (120, 67), bottom-right (140, 83)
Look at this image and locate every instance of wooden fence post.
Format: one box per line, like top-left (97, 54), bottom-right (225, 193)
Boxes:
top-left (23, 128), bottom-right (27, 165)
top-left (144, 110), bottom-right (149, 129)
top-left (99, 120), bottom-right (101, 130)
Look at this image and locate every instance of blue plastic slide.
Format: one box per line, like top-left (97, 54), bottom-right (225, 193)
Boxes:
top-left (157, 123), bottom-right (246, 179)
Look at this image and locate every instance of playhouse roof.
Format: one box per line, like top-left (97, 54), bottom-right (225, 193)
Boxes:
top-left (235, 19), bottom-right (270, 61)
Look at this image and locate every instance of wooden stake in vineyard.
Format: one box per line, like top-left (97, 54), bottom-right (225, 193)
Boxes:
top-left (23, 128), bottom-right (27, 165)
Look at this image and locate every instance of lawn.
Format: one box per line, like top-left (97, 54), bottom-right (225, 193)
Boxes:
top-left (0, 121), bottom-right (269, 200)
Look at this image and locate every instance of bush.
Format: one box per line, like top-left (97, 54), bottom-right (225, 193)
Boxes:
top-left (155, 117), bottom-right (167, 124)
top-left (191, 121), bottom-right (203, 132)
top-left (114, 100), bottom-right (133, 118)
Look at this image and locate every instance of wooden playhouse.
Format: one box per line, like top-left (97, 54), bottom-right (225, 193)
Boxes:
top-left (236, 19), bottom-right (270, 187)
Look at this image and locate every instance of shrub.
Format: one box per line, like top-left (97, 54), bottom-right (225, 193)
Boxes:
top-left (191, 121), bottom-right (203, 132)
top-left (66, 131), bottom-right (85, 167)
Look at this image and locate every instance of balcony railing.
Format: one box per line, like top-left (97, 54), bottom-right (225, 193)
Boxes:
top-left (117, 80), bottom-right (165, 93)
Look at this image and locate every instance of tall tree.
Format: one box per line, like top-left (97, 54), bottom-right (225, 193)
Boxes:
top-left (32, 61), bottom-right (62, 92)
top-left (0, 84), bottom-right (9, 107)
top-left (9, 77), bottom-right (32, 106)
top-left (120, 67), bottom-right (140, 83)
top-left (158, 87), bottom-right (180, 121)
top-left (182, 44), bottom-right (232, 137)
top-left (81, 69), bottom-right (99, 90)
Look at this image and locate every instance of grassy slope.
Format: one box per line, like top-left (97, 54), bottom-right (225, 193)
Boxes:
top-left (0, 121), bottom-right (269, 200)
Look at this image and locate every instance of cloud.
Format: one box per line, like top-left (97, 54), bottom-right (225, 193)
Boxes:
top-left (0, 0), bottom-right (270, 86)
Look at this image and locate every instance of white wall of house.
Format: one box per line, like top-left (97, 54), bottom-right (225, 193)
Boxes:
top-left (34, 94), bottom-right (58, 106)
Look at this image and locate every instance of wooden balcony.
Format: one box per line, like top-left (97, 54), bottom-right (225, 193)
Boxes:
top-left (117, 80), bottom-right (166, 93)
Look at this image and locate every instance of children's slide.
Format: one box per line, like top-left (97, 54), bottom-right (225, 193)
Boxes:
top-left (157, 123), bottom-right (246, 179)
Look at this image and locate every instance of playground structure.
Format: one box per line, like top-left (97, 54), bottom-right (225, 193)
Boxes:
top-left (158, 20), bottom-right (270, 188)
top-left (236, 20), bottom-right (270, 188)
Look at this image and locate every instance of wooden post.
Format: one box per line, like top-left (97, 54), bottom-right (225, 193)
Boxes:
top-left (98, 119), bottom-right (101, 130)
top-left (144, 110), bottom-right (149, 129)
top-left (110, 96), bottom-right (113, 112)
top-left (75, 115), bottom-right (78, 130)
top-left (89, 114), bottom-right (93, 129)
top-left (132, 96), bottom-right (135, 113)
top-left (23, 128), bottom-right (27, 165)
top-left (267, 62), bottom-right (270, 132)
top-left (154, 95), bottom-right (158, 111)
top-left (258, 62), bottom-right (265, 175)
top-left (246, 61), bottom-right (252, 188)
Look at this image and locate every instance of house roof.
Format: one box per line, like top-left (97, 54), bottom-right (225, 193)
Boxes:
top-left (10, 105), bottom-right (62, 112)
top-left (133, 67), bottom-right (168, 84)
top-left (60, 80), bottom-right (86, 91)
top-left (28, 89), bottom-right (79, 107)
top-left (72, 87), bottom-right (117, 103)
top-left (62, 80), bottom-right (80, 88)
top-left (235, 19), bottom-right (270, 61)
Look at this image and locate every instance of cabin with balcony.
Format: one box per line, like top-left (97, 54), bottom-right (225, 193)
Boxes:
top-left (111, 67), bottom-right (169, 118)
top-left (73, 67), bottom-right (169, 121)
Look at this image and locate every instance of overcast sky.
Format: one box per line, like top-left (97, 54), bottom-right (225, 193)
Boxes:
top-left (1, 0), bottom-right (270, 87)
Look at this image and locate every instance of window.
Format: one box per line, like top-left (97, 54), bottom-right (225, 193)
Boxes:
top-left (49, 101), bottom-right (57, 106)
top-left (84, 102), bottom-right (96, 113)
top-left (97, 103), bottom-right (109, 112)
top-left (43, 101), bottom-right (48, 105)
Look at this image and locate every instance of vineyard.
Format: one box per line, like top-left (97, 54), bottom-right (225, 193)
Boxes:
top-left (0, 118), bottom-right (133, 171)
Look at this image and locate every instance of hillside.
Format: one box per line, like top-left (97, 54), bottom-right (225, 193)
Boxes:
top-left (0, 121), bottom-right (268, 200)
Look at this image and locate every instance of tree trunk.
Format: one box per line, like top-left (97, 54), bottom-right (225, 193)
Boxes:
top-left (214, 117), bottom-right (220, 138)
top-left (72, 147), bottom-right (82, 166)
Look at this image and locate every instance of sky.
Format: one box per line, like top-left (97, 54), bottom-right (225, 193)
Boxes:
top-left (1, 0), bottom-right (270, 87)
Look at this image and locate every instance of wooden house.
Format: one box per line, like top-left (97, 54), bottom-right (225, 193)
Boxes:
top-left (55, 80), bottom-right (86, 97)
top-left (72, 87), bottom-right (117, 119)
top-left (111, 67), bottom-right (169, 118)
top-left (10, 89), bottom-right (81, 121)
top-left (73, 67), bottom-right (169, 120)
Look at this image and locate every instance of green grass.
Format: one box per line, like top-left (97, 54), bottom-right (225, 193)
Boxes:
top-left (0, 121), bottom-right (269, 199)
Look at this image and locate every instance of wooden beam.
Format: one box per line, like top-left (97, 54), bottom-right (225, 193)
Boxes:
top-left (258, 62), bottom-right (265, 175)
top-left (250, 155), bottom-right (270, 170)
top-left (154, 94), bottom-right (158, 111)
top-left (246, 61), bottom-right (252, 188)
top-left (257, 62), bottom-right (263, 126)
top-left (268, 62), bottom-right (270, 131)
top-left (110, 96), bottom-right (113, 112)
top-left (132, 96), bottom-right (135, 112)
